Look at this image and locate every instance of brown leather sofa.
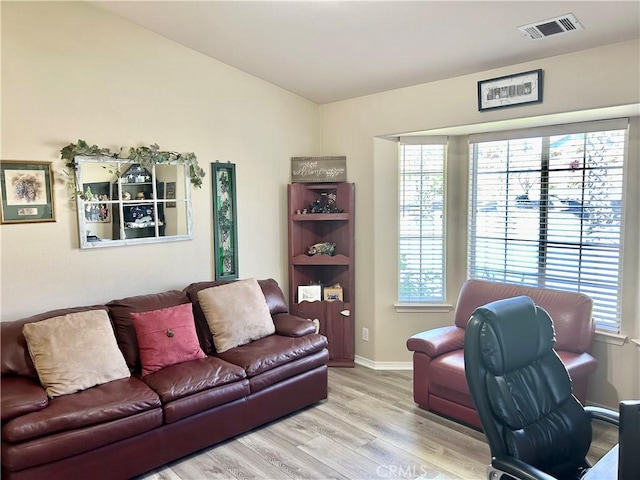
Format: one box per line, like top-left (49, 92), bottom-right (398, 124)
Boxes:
top-left (1, 279), bottom-right (328, 480)
top-left (406, 279), bottom-right (597, 429)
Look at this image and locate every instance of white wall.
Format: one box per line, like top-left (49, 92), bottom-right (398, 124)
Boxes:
top-left (0, 2), bottom-right (320, 321)
top-left (320, 40), bottom-right (640, 406)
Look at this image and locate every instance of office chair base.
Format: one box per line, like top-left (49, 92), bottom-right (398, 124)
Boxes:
top-left (487, 465), bottom-right (514, 480)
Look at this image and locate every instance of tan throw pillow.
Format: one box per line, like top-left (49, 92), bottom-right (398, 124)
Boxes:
top-left (22, 310), bottom-right (130, 397)
top-left (197, 278), bottom-right (275, 353)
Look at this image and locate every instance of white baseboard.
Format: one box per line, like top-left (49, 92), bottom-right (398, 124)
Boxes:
top-left (354, 355), bottom-right (413, 370)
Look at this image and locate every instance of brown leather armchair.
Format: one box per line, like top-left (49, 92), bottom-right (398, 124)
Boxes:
top-left (406, 279), bottom-right (597, 429)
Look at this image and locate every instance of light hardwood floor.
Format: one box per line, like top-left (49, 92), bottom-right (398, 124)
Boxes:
top-left (138, 366), bottom-right (617, 480)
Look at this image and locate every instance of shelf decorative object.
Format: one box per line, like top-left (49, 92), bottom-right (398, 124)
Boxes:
top-left (83, 182), bottom-right (110, 223)
top-left (61, 140), bottom-right (205, 198)
top-left (323, 283), bottom-right (343, 302)
top-left (212, 162), bottom-right (238, 281)
top-left (307, 242), bottom-right (336, 256)
top-left (298, 284), bottom-right (322, 302)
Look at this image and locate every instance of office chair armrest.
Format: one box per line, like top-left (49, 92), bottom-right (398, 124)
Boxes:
top-left (492, 456), bottom-right (556, 480)
top-left (585, 405), bottom-right (619, 427)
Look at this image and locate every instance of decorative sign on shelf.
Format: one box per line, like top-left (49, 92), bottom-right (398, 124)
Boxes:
top-left (291, 156), bottom-right (346, 183)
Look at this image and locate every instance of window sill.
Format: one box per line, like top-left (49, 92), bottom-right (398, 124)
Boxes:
top-left (631, 338), bottom-right (640, 348)
top-left (394, 303), bottom-right (454, 313)
top-left (594, 330), bottom-right (628, 346)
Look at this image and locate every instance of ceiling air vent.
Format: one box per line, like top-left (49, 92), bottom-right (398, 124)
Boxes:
top-left (518, 13), bottom-right (584, 40)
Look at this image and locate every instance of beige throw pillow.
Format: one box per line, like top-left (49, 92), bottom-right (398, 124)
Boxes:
top-left (23, 310), bottom-right (130, 397)
top-left (197, 278), bottom-right (275, 353)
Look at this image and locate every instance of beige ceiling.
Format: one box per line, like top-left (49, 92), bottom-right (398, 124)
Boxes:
top-left (94, 1), bottom-right (640, 104)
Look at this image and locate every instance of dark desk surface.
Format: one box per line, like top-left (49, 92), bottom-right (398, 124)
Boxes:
top-left (583, 444), bottom-right (618, 480)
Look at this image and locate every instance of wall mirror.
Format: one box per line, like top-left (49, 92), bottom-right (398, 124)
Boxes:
top-left (74, 155), bottom-right (193, 249)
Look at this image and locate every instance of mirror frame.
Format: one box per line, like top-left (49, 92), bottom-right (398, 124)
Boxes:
top-left (74, 155), bottom-right (193, 249)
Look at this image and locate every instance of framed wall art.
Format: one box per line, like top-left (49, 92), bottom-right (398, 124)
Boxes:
top-left (478, 69), bottom-right (543, 111)
top-left (1, 160), bottom-right (55, 224)
top-left (212, 162), bottom-right (238, 280)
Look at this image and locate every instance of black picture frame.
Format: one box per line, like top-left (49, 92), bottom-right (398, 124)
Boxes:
top-left (0, 160), bottom-right (55, 224)
top-left (212, 162), bottom-right (238, 280)
top-left (478, 69), bottom-right (543, 111)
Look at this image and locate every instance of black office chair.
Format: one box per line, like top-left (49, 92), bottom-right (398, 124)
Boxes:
top-left (464, 295), bottom-right (619, 480)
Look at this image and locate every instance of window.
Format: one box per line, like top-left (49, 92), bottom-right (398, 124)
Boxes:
top-left (468, 119), bottom-right (628, 332)
top-left (398, 137), bottom-right (447, 303)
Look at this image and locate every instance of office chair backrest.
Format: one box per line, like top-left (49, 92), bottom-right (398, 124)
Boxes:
top-left (464, 296), bottom-right (593, 479)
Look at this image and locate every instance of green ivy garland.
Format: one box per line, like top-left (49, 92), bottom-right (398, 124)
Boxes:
top-left (61, 140), bottom-right (205, 197)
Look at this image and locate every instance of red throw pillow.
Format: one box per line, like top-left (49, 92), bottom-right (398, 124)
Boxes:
top-left (130, 303), bottom-right (206, 376)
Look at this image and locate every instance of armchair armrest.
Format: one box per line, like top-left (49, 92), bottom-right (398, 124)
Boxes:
top-left (1, 376), bottom-right (48, 422)
top-left (406, 326), bottom-right (465, 357)
top-left (492, 456), bottom-right (557, 480)
top-left (272, 313), bottom-right (317, 337)
top-left (586, 405), bottom-right (619, 427)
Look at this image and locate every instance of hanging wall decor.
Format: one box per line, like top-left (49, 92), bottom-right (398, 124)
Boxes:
top-left (1, 160), bottom-right (55, 224)
top-left (212, 162), bottom-right (238, 280)
top-left (477, 69), bottom-right (543, 111)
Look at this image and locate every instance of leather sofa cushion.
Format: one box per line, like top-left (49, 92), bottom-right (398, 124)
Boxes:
top-left (162, 380), bottom-right (250, 424)
top-left (141, 356), bottom-right (246, 404)
top-left (249, 349), bottom-right (329, 393)
top-left (428, 351), bottom-right (469, 395)
top-left (1, 306), bottom-right (108, 378)
top-left (107, 290), bottom-right (190, 371)
top-left (258, 278), bottom-right (289, 315)
top-left (1, 377), bottom-right (48, 422)
top-left (453, 279), bottom-right (594, 353)
top-left (273, 313), bottom-right (317, 337)
top-left (2, 377), bottom-right (160, 443)
top-left (216, 333), bottom-right (328, 377)
top-left (557, 351), bottom-right (598, 380)
top-left (2, 409), bottom-right (162, 472)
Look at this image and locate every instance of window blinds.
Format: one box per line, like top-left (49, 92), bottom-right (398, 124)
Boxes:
top-left (399, 137), bottom-right (447, 303)
top-left (468, 119), bottom-right (628, 331)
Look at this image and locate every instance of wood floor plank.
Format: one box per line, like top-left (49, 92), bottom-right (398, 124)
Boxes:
top-left (237, 428), bottom-right (349, 480)
top-left (136, 366), bottom-right (616, 480)
top-left (296, 435), bottom-right (387, 479)
top-left (354, 437), bottom-right (460, 479)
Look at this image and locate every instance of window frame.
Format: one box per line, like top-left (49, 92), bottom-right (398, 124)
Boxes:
top-left (467, 118), bottom-right (629, 333)
top-left (397, 136), bottom-right (448, 306)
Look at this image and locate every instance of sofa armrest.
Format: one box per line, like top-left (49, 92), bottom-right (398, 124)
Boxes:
top-left (406, 326), bottom-right (465, 358)
top-left (272, 313), bottom-right (316, 337)
top-left (1, 376), bottom-right (48, 422)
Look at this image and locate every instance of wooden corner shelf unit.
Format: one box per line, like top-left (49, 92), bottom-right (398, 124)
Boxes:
top-left (287, 182), bottom-right (355, 367)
